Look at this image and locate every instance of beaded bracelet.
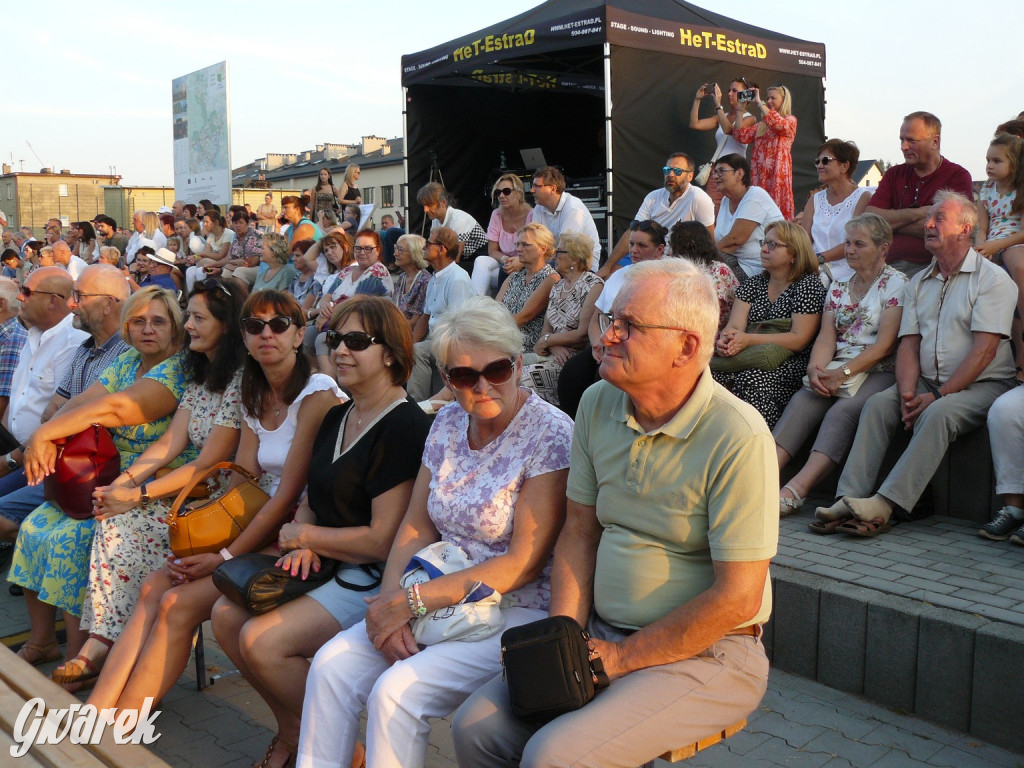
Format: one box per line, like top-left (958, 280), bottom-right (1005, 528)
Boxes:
top-left (411, 583), bottom-right (428, 617)
top-left (406, 587), bottom-right (419, 618)
top-left (126, 469), bottom-right (139, 487)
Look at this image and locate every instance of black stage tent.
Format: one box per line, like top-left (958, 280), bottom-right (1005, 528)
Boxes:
top-left (401, 0), bottom-right (826, 254)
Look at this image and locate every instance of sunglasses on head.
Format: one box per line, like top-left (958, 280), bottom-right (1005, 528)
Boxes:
top-left (241, 316), bottom-right (294, 335)
top-left (324, 330), bottom-right (380, 351)
top-left (443, 358), bottom-right (517, 390)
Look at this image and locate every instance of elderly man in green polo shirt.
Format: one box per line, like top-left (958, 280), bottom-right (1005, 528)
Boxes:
top-left (452, 258), bottom-right (778, 768)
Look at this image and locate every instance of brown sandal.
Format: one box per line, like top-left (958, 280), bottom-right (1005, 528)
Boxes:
top-left (838, 516), bottom-right (891, 538)
top-left (15, 641), bottom-right (62, 666)
top-left (808, 514), bottom-right (853, 535)
top-left (254, 735), bottom-right (297, 768)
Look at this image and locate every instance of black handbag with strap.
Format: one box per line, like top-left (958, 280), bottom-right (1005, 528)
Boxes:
top-left (500, 615), bottom-right (610, 723)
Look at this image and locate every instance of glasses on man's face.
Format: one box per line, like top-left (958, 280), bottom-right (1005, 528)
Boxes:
top-left (496, 187), bottom-right (515, 197)
top-left (759, 239), bottom-right (786, 251)
top-left (443, 358), bottom-right (517, 390)
top-left (325, 330), bottom-right (380, 352)
top-left (597, 311), bottom-right (691, 341)
top-left (663, 166), bottom-right (692, 176)
top-left (813, 157), bottom-right (838, 167)
top-left (241, 316), bottom-right (294, 335)
top-left (353, 245), bottom-right (377, 254)
top-left (72, 290), bottom-right (120, 303)
top-left (19, 285), bottom-right (67, 300)
top-left (128, 316), bottom-right (171, 332)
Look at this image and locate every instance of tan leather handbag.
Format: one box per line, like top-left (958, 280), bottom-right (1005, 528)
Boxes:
top-left (166, 462), bottom-right (269, 557)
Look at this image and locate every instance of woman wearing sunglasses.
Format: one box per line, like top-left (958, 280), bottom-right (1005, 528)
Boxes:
top-left (42, 279), bottom-right (247, 690)
top-left (213, 296), bottom-right (431, 768)
top-left (85, 290), bottom-right (343, 719)
top-left (472, 174), bottom-right (534, 297)
top-left (298, 296), bottom-right (572, 768)
top-left (800, 139), bottom-right (873, 284)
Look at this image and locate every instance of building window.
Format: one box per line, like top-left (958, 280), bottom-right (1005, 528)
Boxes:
top-left (363, 187), bottom-right (375, 204)
top-left (382, 185), bottom-right (394, 207)
top-left (58, 184), bottom-right (69, 197)
top-left (5, 185), bottom-right (11, 200)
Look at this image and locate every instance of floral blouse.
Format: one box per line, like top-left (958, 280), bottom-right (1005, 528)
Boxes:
top-left (979, 180), bottom-right (1021, 243)
top-left (705, 261), bottom-right (740, 332)
top-left (826, 265), bottom-right (908, 369)
top-left (393, 269), bottom-right (432, 321)
top-left (325, 261), bottom-right (394, 302)
top-left (502, 265), bottom-right (556, 350)
top-left (545, 271), bottom-right (602, 336)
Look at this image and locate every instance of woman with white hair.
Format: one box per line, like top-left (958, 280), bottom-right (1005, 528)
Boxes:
top-left (297, 296), bottom-right (573, 768)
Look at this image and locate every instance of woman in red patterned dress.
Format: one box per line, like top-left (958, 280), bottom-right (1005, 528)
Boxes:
top-left (733, 85), bottom-right (798, 220)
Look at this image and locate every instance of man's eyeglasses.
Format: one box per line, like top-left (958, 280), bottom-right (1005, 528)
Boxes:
top-left (597, 312), bottom-right (691, 341)
top-left (19, 285), bottom-right (66, 299)
top-left (72, 290), bottom-right (120, 303)
top-left (241, 316), bottom-right (294, 335)
top-left (325, 330), bottom-right (380, 352)
top-left (443, 358), bottom-right (517, 390)
top-left (663, 166), bottom-right (692, 176)
top-left (495, 187), bottom-right (515, 197)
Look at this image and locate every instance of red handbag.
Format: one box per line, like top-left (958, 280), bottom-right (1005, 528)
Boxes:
top-left (43, 424), bottom-right (121, 520)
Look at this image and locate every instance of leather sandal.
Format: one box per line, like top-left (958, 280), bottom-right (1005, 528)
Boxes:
top-left (779, 484), bottom-right (805, 517)
top-left (255, 735), bottom-right (297, 768)
top-left (52, 654), bottom-right (101, 685)
top-left (16, 641), bottom-right (62, 667)
top-left (838, 516), bottom-right (891, 538)
top-left (808, 514), bottom-right (853, 535)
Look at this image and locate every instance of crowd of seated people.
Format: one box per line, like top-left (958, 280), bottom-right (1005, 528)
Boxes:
top-left (1, 105), bottom-right (1024, 768)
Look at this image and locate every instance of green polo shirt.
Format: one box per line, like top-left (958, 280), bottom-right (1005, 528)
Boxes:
top-left (567, 369), bottom-right (778, 630)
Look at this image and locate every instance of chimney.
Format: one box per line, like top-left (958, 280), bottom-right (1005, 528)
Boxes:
top-left (361, 136), bottom-right (386, 155)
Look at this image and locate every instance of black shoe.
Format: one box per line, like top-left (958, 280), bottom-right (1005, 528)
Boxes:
top-left (979, 508), bottom-right (1024, 541)
top-left (1010, 522), bottom-right (1024, 547)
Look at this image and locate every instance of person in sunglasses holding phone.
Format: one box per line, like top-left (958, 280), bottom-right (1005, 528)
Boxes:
top-left (299, 295), bottom-right (572, 768)
top-left (214, 296), bottom-right (430, 768)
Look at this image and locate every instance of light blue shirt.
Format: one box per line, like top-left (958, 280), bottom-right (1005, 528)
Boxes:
top-left (424, 261), bottom-right (474, 335)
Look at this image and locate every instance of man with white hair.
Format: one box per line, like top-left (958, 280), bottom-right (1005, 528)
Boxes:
top-left (454, 259), bottom-right (777, 767)
top-left (817, 191), bottom-right (1018, 534)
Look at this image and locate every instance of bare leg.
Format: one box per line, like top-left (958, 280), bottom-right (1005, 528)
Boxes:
top-left (112, 575), bottom-right (221, 712)
top-left (776, 443), bottom-right (792, 471)
top-left (88, 570), bottom-right (175, 710)
top-left (783, 451), bottom-right (839, 501)
top-left (16, 589), bottom-right (63, 664)
top-left (0, 517), bottom-right (18, 543)
top-left (213, 595), bottom-right (343, 767)
top-left (62, 613), bottom-right (89, 660)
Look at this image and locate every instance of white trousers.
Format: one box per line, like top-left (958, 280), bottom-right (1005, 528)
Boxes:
top-left (297, 607), bottom-right (545, 768)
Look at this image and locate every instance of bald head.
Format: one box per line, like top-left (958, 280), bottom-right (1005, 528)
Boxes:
top-left (79, 263), bottom-right (131, 301)
top-left (52, 239), bottom-right (72, 265)
top-left (20, 266), bottom-right (74, 331)
top-left (32, 266), bottom-right (74, 296)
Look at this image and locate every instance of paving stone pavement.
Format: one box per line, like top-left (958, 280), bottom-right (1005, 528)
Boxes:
top-left (3, 517), bottom-right (1024, 767)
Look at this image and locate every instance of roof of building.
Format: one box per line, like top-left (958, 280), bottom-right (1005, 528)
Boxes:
top-left (232, 138), bottom-right (405, 186)
top-left (853, 159), bottom-right (883, 185)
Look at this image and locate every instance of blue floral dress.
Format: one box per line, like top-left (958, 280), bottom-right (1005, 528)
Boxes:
top-left (8, 350), bottom-right (193, 616)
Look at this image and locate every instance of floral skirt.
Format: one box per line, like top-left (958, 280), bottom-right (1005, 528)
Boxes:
top-left (80, 499), bottom-right (173, 641)
top-left (8, 503), bottom-right (95, 616)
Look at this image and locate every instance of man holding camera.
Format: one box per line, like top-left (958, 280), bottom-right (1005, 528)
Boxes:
top-left (453, 259), bottom-right (777, 768)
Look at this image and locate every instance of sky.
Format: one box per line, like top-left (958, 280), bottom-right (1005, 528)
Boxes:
top-left (0, 0), bottom-right (1016, 187)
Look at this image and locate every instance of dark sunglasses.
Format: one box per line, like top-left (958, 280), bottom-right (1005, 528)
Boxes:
top-left (495, 187), bottom-right (515, 197)
top-left (19, 285), bottom-right (67, 299)
top-left (324, 330), bottom-right (380, 352)
top-left (241, 316), bottom-right (294, 335)
top-left (443, 358), bottom-right (516, 390)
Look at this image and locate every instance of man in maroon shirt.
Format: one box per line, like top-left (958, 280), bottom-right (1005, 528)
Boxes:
top-left (866, 111), bottom-right (973, 277)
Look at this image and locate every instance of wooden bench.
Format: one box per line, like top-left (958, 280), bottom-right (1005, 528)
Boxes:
top-left (640, 719), bottom-right (747, 766)
top-left (0, 643), bottom-right (172, 768)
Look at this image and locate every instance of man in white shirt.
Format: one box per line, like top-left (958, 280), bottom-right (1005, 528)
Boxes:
top-left (407, 226), bottom-right (475, 401)
top-left (530, 166), bottom-right (602, 271)
top-left (417, 182), bottom-right (488, 274)
top-left (51, 240), bottom-right (88, 280)
top-left (599, 153), bottom-right (715, 278)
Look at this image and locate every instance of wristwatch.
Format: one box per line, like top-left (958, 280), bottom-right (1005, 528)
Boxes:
top-left (140, 484), bottom-right (151, 505)
top-left (842, 364), bottom-right (853, 379)
top-left (816, 252), bottom-right (825, 265)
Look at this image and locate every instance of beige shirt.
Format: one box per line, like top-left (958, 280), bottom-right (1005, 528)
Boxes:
top-left (567, 370), bottom-right (778, 630)
top-left (899, 248), bottom-right (1017, 384)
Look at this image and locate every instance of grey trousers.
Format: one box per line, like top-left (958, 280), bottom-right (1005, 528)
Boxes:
top-left (988, 386), bottom-right (1024, 496)
top-left (773, 372), bottom-right (895, 465)
top-left (407, 338), bottom-right (436, 401)
top-left (837, 377), bottom-right (1014, 511)
top-left (451, 618), bottom-right (769, 768)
